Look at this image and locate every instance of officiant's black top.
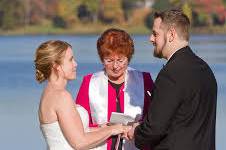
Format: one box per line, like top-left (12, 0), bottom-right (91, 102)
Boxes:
top-left (109, 80), bottom-right (124, 150)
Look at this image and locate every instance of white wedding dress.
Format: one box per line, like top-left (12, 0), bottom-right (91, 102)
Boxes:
top-left (40, 105), bottom-right (89, 150)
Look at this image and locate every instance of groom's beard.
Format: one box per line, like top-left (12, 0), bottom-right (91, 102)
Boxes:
top-left (154, 50), bottom-right (163, 58)
top-left (153, 40), bottom-right (167, 59)
top-left (153, 47), bottom-right (164, 58)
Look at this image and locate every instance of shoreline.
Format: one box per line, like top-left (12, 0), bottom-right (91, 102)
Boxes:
top-left (0, 24), bottom-right (225, 36)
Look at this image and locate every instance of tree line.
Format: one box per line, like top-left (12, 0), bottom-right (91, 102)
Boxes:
top-left (0, 0), bottom-right (225, 30)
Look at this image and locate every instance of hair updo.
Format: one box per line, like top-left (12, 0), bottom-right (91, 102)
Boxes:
top-left (34, 40), bottom-right (72, 83)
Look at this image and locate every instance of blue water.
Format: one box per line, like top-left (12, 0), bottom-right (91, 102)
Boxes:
top-left (0, 35), bottom-right (225, 150)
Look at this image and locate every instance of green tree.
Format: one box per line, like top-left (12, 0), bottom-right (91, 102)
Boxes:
top-left (170, 0), bottom-right (183, 6)
top-left (182, 2), bottom-right (192, 23)
top-left (106, 0), bottom-right (124, 23)
top-left (80, 0), bottom-right (99, 14)
top-left (99, 0), bottom-right (124, 24)
top-left (192, 11), bottom-right (209, 27)
top-left (144, 0), bottom-right (173, 29)
top-left (28, 0), bottom-right (47, 24)
top-left (152, 0), bottom-right (173, 11)
top-left (55, 0), bottom-right (78, 27)
top-left (145, 12), bottom-right (154, 29)
top-left (121, 0), bottom-right (137, 22)
top-left (78, 0), bottom-right (99, 22)
top-left (223, 0), bottom-right (226, 6)
top-left (0, 0), bottom-right (25, 29)
top-left (57, 0), bottom-right (76, 19)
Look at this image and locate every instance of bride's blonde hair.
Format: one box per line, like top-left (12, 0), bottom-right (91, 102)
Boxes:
top-left (34, 40), bottom-right (72, 83)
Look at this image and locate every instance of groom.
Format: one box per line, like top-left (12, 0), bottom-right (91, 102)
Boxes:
top-left (127, 9), bottom-right (217, 150)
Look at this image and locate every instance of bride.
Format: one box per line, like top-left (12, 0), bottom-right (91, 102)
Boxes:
top-left (34, 40), bottom-right (130, 150)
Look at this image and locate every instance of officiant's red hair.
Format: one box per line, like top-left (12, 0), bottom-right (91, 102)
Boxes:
top-left (97, 28), bottom-right (134, 62)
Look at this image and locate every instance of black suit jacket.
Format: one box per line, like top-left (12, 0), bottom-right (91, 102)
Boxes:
top-left (134, 46), bottom-right (217, 150)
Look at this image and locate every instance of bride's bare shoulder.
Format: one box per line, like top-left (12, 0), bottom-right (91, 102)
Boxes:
top-left (54, 90), bottom-right (74, 107)
top-left (57, 90), bottom-right (72, 99)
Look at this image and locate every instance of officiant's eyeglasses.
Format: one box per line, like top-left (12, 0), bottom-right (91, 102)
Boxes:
top-left (103, 57), bottom-right (128, 66)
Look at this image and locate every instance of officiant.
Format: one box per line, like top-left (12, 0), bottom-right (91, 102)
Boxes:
top-left (75, 28), bottom-right (154, 150)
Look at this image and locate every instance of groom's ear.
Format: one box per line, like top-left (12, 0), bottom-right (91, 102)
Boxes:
top-left (168, 27), bottom-right (176, 42)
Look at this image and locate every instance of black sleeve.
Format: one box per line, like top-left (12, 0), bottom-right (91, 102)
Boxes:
top-left (134, 71), bottom-right (182, 149)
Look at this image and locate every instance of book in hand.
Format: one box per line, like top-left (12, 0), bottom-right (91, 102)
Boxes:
top-left (109, 112), bottom-right (135, 125)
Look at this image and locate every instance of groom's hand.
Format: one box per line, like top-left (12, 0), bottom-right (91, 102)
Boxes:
top-left (122, 122), bottom-right (139, 140)
top-left (128, 122), bottom-right (139, 140)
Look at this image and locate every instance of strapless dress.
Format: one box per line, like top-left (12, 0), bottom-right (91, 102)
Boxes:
top-left (40, 105), bottom-right (89, 150)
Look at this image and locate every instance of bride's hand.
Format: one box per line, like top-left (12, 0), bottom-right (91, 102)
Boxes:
top-left (110, 124), bottom-right (131, 136)
top-left (98, 122), bottom-right (108, 128)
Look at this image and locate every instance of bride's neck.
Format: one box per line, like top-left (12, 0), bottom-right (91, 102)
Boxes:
top-left (48, 73), bottom-right (67, 90)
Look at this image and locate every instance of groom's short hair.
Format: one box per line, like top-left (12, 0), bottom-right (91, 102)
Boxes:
top-left (154, 9), bottom-right (191, 41)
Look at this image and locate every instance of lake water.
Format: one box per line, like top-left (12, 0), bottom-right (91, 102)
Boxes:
top-left (0, 34), bottom-right (225, 150)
